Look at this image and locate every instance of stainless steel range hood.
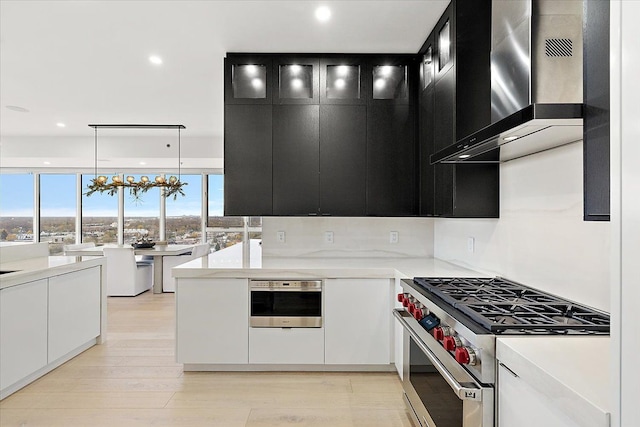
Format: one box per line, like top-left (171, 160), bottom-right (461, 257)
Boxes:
top-left (431, 0), bottom-right (584, 164)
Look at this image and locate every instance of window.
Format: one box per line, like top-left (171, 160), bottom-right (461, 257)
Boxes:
top-left (123, 175), bottom-right (160, 243)
top-left (0, 174), bottom-right (34, 243)
top-left (82, 174), bottom-right (118, 244)
top-left (166, 174), bottom-right (202, 244)
top-left (40, 174), bottom-right (76, 254)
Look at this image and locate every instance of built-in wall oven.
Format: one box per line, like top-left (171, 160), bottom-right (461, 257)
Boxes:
top-left (250, 280), bottom-right (322, 328)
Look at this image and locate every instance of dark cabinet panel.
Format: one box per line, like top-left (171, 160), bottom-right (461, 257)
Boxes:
top-left (419, 86), bottom-right (435, 216)
top-left (367, 104), bottom-right (417, 216)
top-left (434, 67), bottom-right (455, 152)
top-left (320, 105), bottom-right (367, 216)
top-left (583, 0), bottom-right (610, 221)
top-left (272, 105), bottom-right (320, 215)
top-left (224, 105), bottom-right (273, 215)
top-left (319, 58), bottom-right (368, 105)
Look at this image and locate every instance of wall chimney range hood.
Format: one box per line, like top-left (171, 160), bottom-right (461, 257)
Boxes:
top-left (431, 0), bottom-right (584, 164)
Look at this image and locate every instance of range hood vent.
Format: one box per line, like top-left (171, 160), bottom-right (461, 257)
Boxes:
top-left (431, 0), bottom-right (584, 164)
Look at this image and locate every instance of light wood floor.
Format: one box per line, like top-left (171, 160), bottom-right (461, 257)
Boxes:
top-left (0, 292), bottom-right (412, 426)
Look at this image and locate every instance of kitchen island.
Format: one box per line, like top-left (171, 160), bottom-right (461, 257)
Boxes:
top-left (0, 243), bottom-right (106, 399)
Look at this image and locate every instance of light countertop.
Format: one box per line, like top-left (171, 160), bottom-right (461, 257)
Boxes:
top-left (0, 256), bottom-right (105, 290)
top-left (497, 336), bottom-right (610, 427)
top-left (172, 255), bottom-right (488, 280)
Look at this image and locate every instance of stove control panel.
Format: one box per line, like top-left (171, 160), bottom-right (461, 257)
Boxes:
top-left (397, 290), bottom-right (481, 368)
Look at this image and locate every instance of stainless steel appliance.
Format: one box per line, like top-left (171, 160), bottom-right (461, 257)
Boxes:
top-left (395, 277), bottom-right (610, 427)
top-left (250, 280), bottom-right (322, 328)
top-left (431, 0), bottom-right (585, 164)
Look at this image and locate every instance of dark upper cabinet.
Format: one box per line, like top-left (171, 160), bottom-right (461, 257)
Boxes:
top-left (369, 56), bottom-right (412, 106)
top-left (583, 0), bottom-right (610, 221)
top-left (319, 57), bottom-right (368, 105)
top-left (423, 0), bottom-right (498, 218)
top-left (224, 104), bottom-right (273, 215)
top-left (273, 57), bottom-right (319, 105)
top-left (418, 35), bottom-right (436, 216)
top-left (320, 105), bottom-right (367, 215)
top-left (367, 104), bottom-right (417, 216)
top-left (272, 105), bottom-right (320, 215)
top-left (225, 55), bottom-right (272, 105)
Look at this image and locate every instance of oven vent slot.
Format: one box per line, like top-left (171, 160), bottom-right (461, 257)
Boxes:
top-left (545, 38), bottom-right (573, 57)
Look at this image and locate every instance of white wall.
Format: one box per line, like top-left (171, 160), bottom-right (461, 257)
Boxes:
top-left (434, 141), bottom-right (610, 311)
top-left (262, 217), bottom-right (434, 259)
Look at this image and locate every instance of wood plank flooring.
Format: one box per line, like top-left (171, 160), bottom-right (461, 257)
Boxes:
top-left (0, 292), bottom-right (412, 426)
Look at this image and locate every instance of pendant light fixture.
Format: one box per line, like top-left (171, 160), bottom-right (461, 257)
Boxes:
top-left (85, 124), bottom-right (187, 199)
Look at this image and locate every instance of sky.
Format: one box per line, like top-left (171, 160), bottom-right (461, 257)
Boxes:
top-left (0, 173), bottom-right (224, 217)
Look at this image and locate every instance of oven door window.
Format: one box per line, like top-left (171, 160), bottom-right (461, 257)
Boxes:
top-left (251, 291), bottom-right (321, 317)
top-left (409, 336), bottom-right (463, 427)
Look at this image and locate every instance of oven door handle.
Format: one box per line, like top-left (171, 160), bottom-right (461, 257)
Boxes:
top-left (393, 309), bottom-right (483, 402)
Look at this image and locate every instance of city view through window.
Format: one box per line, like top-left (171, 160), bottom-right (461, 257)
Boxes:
top-left (0, 174), bottom-right (258, 256)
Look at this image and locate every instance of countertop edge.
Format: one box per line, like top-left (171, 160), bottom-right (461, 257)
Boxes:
top-left (0, 256), bottom-right (106, 289)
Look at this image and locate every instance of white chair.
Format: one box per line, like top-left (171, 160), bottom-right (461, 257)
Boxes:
top-left (103, 247), bottom-right (153, 296)
top-left (63, 242), bottom-right (96, 255)
top-left (162, 243), bottom-right (210, 292)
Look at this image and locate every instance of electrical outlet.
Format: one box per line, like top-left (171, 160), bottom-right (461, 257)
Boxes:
top-left (467, 237), bottom-right (475, 253)
top-left (390, 231), bottom-right (399, 244)
top-left (324, 231), bottom-right (334, 244)
top-left (277, 231), bottom-right (286, 243)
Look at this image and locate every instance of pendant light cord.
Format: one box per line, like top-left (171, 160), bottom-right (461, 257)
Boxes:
top-left (94, 127), bottom-right (98, 179)
top-left (178, 127), bottom-right (181, 181)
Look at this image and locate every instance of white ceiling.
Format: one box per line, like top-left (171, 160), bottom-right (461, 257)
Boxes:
top-left (0, 0), bottom-right (448, 168)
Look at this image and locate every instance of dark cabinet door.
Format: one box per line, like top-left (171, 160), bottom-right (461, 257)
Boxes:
top-left (583, 0), bottom-right (610, 221)
top-left (367, 104), bottom-right (417, 216)
top-left (319, 57), bottom-right (368, 105)
top-left (319, 105), bottom-right (367, 216)
top-left (224, 105), bottom-right (273, 215)
top-left (433, 67), bottom-right (455, 217)
top-left (419, 86), bottom-right (435, 216)
top-left (272, 105), bottom-right (320, 215)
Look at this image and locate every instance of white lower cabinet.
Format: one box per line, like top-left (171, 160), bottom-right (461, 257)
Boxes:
top-left (249, 327), bottom-right (324, 364)
top-left (324, 278), bottom-right (392, 365)
top-left (48, 267), bottom-right (101, 362)
top-left (176, 278), bottom-right (249, 364)
top-left (0, 279), bottom-right (48, 391)
top-left (498, 363), bottom-right (582, 427)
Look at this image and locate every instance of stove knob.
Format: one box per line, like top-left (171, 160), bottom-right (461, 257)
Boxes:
top-left (397, 293), bottom-right (405, 303)
top-left (413, 307), bottom-right (424, 321)
top-left (455, 346), bottom-right (478, 366)
top-left (408, 301), bottom-right (417, 314)
top-left (432, 326), bottom-right (451, 341)
top-left (402, 294), bottom-right (411, 307)
top-left (443, 336), bottom-right (462, 351)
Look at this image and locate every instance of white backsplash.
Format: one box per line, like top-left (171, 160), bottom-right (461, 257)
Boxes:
top-left (434, 141), bottom-right (611, 312)
top-left (262, 217), bottom-right (434, 259)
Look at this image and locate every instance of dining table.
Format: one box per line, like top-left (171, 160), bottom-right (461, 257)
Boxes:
top-left (65, 244), bottom-right (195, 294)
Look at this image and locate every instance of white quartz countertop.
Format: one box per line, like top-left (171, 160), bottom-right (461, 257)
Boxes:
top-left (0, 256), bottom-right (105, 289)
top-left (497, 336), bottom-right (610, 427)
top-left (173, 255), bottom-right (487, 280)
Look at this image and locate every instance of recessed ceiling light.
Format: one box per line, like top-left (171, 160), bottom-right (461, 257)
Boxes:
top-left (43, 161), bottom-right (51, 165)
top-left (149, 55), bottom-right (163, 65)
top-left (56, 122), bottom-right (66, 128)
top-left (139, 161), bottom-right (147, 165)
top-left (315, 6), bottom-right (331, 22)
top-left (6, 105), bottom-right (29, 112)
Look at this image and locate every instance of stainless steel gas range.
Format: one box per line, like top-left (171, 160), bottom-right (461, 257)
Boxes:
top-left (394, 277), bottom-right (610, 427)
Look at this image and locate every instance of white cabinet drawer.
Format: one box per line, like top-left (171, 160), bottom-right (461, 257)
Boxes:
top-left (249, 327), bottom-right (324, 364)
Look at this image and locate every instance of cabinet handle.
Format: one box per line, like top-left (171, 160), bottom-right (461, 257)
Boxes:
top-left (499, 362), bottom-right (519, 378)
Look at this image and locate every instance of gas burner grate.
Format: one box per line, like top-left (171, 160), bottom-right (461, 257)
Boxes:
top-left (413, 277), bottom-right (610, 334)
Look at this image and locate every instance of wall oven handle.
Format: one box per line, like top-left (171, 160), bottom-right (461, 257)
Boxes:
top-left (393, 309), bottom-right (483, 402)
